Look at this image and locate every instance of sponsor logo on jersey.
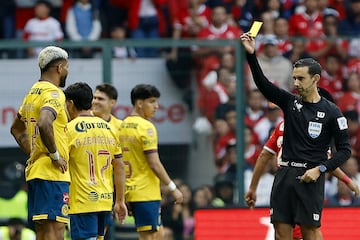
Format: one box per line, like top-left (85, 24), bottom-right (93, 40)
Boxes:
top-left (61, 204), bottom-right (69, 216)
top-left (337, 116), bottom-right (348, 130)
top-left (63, 192), bottom-right (69, 203)
top-left (308, 121), bottom-right (322, 138)
top-left (147, 128), bottom-right (154, 137)
top-left (317, 112), bottom-right (325, 118)
top-left (89, 191), bottom-right (99, 201)
top-left (75, 121), bottom-right (110, 132)
top-left (293, 99), bottom-right (303, 112)
top-left (51, 91), bottom-right (59, 98)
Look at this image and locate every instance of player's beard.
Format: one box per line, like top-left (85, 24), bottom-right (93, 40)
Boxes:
top-left (59, 74), bottom-right (67, 88)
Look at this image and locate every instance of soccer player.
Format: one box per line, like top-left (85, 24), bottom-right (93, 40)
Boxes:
top-left (119, 84), bottom-right (183, 240)
top-left (240, 33), bottom-right (351, 240)
top-left (92, 83), bottom-right (122, 235)
top-left (10, 46), bottom-right (70, 240)
top-left (64, 82), bottom-right (127, 240)
top-left (92, 83), bottom-right (122, 131)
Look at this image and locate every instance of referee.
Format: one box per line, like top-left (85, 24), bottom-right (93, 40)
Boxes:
top-left (240, 33), bottom-right (351, 240)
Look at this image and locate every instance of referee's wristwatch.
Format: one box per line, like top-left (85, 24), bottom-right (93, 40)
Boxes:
top-left (319, 164), bottom-right (327, 173)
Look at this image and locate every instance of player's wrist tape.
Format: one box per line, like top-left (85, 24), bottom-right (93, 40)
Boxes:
top-left (49, 151), bottom-right (60, 161)
top-left (167, 181), bottom-right (176, 192)
top-left (341, 175), bottom-right (351, 185)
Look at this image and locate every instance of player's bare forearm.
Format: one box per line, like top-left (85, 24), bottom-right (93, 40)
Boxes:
top-left (249, 149), bottom-right (275, 190)
top-left (330, 167), bottom-right (346, 179)
top-left (113, 157), bottom-right (126, 203)
top-left (37, 109), bottom-right (57, 153)
top-left (147, 152), bottom-right (172, 185)
top-left (10, 117), bottom-right (31, 155)
top-left (331, 167), bottom-right (360, 197)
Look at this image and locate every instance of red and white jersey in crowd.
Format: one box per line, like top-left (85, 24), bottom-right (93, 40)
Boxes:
top-left (175, 4), bottom-right (212, 38)
top-left (288, 11), bottom-right (323, 38)
top-left (318, 69), bottom-right (344, 101)
top-left (23, 17), bottom-right (63, 42)
top-left (306, 36), bottom-right (349, 59)
top-left (197, 23), bottom-right (242, 40)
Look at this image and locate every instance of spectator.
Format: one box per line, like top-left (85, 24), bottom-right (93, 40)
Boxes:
top-left (244, 89), bottom-right (266, 129)
top-left (254, 11), bottom-right (275, 50)
top-left (127, 0), bottom-right (167, 57)
top-left (165, 0), bottom-right (209, 100)
top-left (283, 36), bottom-right (312, 64)
top-left (343, 110), bottom-right (360, 164)
top-left (23, 1), bottom-right (64, 58)
top-left (307, 9), bottom-right (349, 63)
top-left (230, 0), bottom-right (253, 31)
top-left (14, 0), bottom-right (36, 40)
top-left (249, 34), bottom-right (294, 91)
top-left (214, 108), bottom-right (236, 173)
top-left (192, 186), bottom-right (212, 209)
top-left (273, 17), bottom-right (292, 55)
top-left (318, 55), bottom-right (345, 102)
top-left (288, 0), bottom-right (323, 53)
top-left (197, 70), bottom-right (229, 123)
top-left (337, 71), bottom-right (360, 114)
top-left (110, 25), bottom-right (137, 59)
top-left (0, 0), bottom-right (16, 58)
top-left (65, 0), bottom-right (102, 58)
top-left (338, 0), bottom-right (360, 36)
top-left (105, 0), bottom-right (130, 37)
top-left (212, 173), bottom-right (235, 206)
top-left (214, 78), bottom-right (236, 121)
top-left (192, 5), bottom-right (242, 85)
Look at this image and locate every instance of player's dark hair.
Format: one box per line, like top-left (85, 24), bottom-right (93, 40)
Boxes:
top-left (293, 58), bottom-right (322, 76)
top-left (64, 82), bottom-right (93, 110)
top-left (41, 58), bottom-right (65, 73)
top-left (95, 83), bottom-right (118, 100)
top-left (130, 84), bottom-right (160, 105)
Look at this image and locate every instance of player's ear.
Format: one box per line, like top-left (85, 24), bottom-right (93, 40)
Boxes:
top-left (312, 74), bottom-right (320, 83)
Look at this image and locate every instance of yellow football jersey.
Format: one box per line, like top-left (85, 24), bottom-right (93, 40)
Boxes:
top-left (108, 114), bottom-right (122, 133)
top-left (67, 116), bottom-right (122, 214)
top-left (18, 80), bottom-right (70, 182)
top-left (119, 116), bottom-right (161, 202)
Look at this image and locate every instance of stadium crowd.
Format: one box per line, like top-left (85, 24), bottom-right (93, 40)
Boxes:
top-left (0, 0), bottom-right (360, 239)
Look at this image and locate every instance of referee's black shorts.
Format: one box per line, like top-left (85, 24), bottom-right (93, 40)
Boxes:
top-left (270, 163), bottom-right (325, 227)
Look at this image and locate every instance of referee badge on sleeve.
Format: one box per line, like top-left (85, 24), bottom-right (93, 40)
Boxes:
top-left (337, 117), bottom-right (348, 130)
top-left (308, 121), bottom-right (322, 138)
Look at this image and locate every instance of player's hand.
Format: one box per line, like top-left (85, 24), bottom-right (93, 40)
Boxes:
top-left (300, 167), bottom-right (320, 183)
top-left (52, 157), bottom-right (67, 173)
top-left (172, 188), bottom-right (184, 204)
top-left (240, 33), bottom-right (255, 54)
top-left (244, 189), bottom-right (256, 209)
top-left (113, 201), bottom-right (128, 224)
top-left (348, 180), bottom-right (360, 198)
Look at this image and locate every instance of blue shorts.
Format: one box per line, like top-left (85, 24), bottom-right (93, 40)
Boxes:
top-left (129, 201), bottom-right (161, 232)
top-left (27, 179), bottom-right (69, 227)
top-left (104, 211), bottom-right (113, 226)
top-left (70, 211), bottom-right (110, 239)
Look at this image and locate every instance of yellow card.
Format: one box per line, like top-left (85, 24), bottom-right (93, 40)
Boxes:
top-left (249, 21), bottom-right (263, 37)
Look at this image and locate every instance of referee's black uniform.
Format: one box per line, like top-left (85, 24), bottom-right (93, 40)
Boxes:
top-left (246, 52), bottom-right (351, 227)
